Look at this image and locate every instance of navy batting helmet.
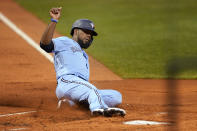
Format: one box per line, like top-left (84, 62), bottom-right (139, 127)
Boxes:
top-left (70, 19), bottom-right (98, 36)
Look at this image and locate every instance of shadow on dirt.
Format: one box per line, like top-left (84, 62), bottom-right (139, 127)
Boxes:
top-left (166, 56), bottom-right (197, 131)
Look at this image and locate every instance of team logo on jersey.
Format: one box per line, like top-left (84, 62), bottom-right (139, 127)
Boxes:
top-left (71, 46), bottom-right (82, 53)
top-left (55, 54), bottom-right (64, 69)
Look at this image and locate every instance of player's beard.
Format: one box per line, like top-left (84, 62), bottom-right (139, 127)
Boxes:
top-left (78, 37), bottom-right (93, 49)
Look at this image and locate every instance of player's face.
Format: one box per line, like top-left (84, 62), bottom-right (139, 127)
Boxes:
top-left (76, 29), bottom-right (93, 49)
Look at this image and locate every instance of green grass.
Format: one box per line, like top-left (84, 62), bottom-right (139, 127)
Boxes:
top-left (14, 0), bottom-right (197, 79)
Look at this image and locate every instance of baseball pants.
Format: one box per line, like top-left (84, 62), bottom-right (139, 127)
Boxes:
top-left (56, 75), bottom-right (122, 112)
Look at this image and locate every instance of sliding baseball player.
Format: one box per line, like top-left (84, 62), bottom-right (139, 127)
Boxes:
top-left (40, 7), bottom-right (126, 117)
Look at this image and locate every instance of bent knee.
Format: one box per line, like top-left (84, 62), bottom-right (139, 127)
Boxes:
top-left (113, 91), bottom-right (122, 105)
top-left (116, 95), bottom-right (122, 105)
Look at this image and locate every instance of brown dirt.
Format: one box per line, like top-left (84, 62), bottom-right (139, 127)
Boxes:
top-left (0, 0), bottom-right (197, 130)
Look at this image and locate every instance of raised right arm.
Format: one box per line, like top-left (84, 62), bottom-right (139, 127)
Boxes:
top-left (40, 7), bottom-right (62, 52)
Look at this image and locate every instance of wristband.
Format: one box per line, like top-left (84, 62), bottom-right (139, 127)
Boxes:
top-left (51, 18), bottom-right (58, 23)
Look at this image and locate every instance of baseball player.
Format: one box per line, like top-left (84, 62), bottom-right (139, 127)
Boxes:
top-left (40, 7), bottom-right (126, 117)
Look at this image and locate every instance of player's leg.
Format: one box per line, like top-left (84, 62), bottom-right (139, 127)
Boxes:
top-left (98, 89), bottom-right (122, 107)
top-left (98, 89), bottom-right (126, 117)
top-left (56, 75), bottom-right (109, 113)
top-left (56, 75), bottom-right (126, 117)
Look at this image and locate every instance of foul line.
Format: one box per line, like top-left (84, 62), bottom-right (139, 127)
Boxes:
top-left (6, 128), bottom-right (28, 131)
top-left (0, 111), bottom-right (37, 117)
top-left (0, 12), bottom-right (54, 63)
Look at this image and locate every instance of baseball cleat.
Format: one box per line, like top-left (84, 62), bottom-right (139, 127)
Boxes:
top-left (104, 108), bottom-right (126, 117)
top-left (91, 109), bottom-right (104, 116)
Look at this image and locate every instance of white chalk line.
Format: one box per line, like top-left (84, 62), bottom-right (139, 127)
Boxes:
top-left (0, 12), bottom-right (54, 63)
top-left (156, 112), bottom-right (168, 115)
top-left (0, 12), bottom-right (47, 130)
top-left (3, 128), bottom-right (28, 131)
top-left (0, 111), bottom-right (36, 117)
top-left (8, 128), bottom-right (27, 131)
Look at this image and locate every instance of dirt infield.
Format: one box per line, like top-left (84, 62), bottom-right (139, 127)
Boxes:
top-left (1, 0), bottom-right (197, 130)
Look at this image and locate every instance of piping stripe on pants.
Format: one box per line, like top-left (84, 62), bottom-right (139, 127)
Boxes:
top-left (61, 78), bottom-right (105, 109)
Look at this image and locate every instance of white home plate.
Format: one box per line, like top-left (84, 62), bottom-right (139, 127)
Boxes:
top-left (123, 120), bottom-right (169, 125)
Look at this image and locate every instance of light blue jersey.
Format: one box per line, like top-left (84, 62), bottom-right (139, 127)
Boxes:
top-left (50, 36), bottom-right (122, 112)
top-left (52, 36), bottom-right (89, 81)
top-left (40, 17), bottom-right (125, 116)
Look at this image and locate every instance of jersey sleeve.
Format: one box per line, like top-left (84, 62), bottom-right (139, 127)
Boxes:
top-left (52, 36), bottom-right (71, 53)
top-left (40, 41), bottom-right (54, 53)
